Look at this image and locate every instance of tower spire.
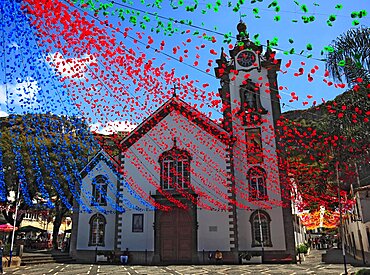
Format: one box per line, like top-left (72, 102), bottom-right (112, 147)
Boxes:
top-left (236, 20), bottom-right (248, 41)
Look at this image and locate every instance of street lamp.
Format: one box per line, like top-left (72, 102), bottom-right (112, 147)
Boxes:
top-left (95, 214), bottom-right (100, 263)
top-left (257, 209), bottom-right (265, 263)
top-left (9, 177), bottom-right (20, 267)
top-left (336, 161), bottom-right (347, 275)
top-left (354, 163), bottom-right (366, 265)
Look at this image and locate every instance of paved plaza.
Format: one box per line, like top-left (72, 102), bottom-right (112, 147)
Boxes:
top-left (3, 250), bottom-right (367, 275)
top-left (2, 263), bottom-right (363, 275)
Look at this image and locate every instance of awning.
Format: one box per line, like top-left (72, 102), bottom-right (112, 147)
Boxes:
top-left (0, 223), bottom-right (18, 232)
top-left (17, 225), bottom-right (46, 233)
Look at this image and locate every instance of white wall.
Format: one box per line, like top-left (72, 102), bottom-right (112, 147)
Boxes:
top-left (197, 209), bottom-right (230, 251)
top-left (121, 109), bottom-right (231, 251)
top-left (229, 67), bottom-right (283, 204)
top-left (229, 64), bottom-right (287, 251)
top-left (359, 191), bottom-right (370, 223)
top-left (345, 192), bottom-right (370, 257)
top-left (120, 210), bottom-right (154, 251)
top-left (77, 158), bottom-right (118, 250)
top-left (237, 207), bottom-right (287, 251)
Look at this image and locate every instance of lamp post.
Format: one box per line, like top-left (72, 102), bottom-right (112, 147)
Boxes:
top-left (95, 214), bottom-right (99, 263)
top-left (354, 163), bottom-right (366, 265)
top-left (336, 161), bottom-right (347, 275)
top-left (257, 209), bottom-right (264, 263)
top-left (9, 178), bottom-right (20, 267)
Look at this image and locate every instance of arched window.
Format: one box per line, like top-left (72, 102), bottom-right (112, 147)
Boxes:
top-left (159, 139), bottom-right (191, 190)
top-left (89, 214), bottom-right (106, 246)
top-left (250, 210), bottom-right (272, 247)
top-left (247, 166), bottom-right (267, 201)
top-left (92, 175), bottom-right (108, 206)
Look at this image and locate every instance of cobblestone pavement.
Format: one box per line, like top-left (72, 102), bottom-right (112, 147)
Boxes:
top-left (3, 250), bottom-right (367, 275)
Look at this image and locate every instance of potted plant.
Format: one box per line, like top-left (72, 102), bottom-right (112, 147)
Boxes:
top-left (239, 252), bottom-right (251, 264)
top-left (297, 244), bottom-right (308, 254)
top-left (297, 244), bottom-right (308, 262)
top-left (239, 252), bottom-right (262, 264)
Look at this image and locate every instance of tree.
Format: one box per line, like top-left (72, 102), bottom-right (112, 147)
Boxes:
top-left (326, 26), bottom-right (370, 86)
top-left (280, 27), bottom-right (370, 212)
top-left (277, 116), bottom-right (338, 211)
top-left (0, 114), bottom-right (98, 248)
top-left (325, 27), bottom-right (370, 192)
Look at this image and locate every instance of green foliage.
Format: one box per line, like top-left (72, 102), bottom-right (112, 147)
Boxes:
top-left (0, 114), bottom-right (96, 199)
top-left (281, 83), bottom-right (369, 211)
top-left (296, 243), bottom-right (309, 254)
top-left (281, 28), bottom-right (370, 212)
top-left (239, 252), bottom-right (252, 260)
top-left (326, 27), bottom-right (370, 85)
top-left (0, 113), bottom-right (99, 245)
top-left (3, 243), bottom-right (11, 256)
top-left (356, 269), bottom-right (370, 275)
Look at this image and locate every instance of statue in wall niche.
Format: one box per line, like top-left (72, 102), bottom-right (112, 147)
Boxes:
top-left (239, 79), bottom-right (268, 124)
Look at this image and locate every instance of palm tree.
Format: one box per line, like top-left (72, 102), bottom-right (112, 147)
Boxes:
top-left (326, 26), bottom-right (370, 86)
top-left (325, 27), bottom-right (369, 155)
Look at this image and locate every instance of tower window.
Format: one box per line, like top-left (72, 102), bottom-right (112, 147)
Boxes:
top-left (248, 167), bottom-right (268, 201)
top-left (245, 128), bottom-right (263, 164)
top-left (239, 80), bottom-right (268, 125)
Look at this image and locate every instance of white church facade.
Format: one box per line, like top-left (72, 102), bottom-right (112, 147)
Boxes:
top-left (71, 22), bottom-right (296, 264)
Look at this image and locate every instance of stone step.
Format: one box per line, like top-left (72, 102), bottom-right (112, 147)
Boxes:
top-left (21, 258), bottom-right (56, 265)
top-left (21, 253), bottom-right (75, 266)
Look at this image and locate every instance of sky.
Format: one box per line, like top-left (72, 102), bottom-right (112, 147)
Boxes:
top-left (134, 0), bottom-right (369, 109)
top-left (0, 0), bottom-right (368, 210)
top-left (0, 0), bottom-right (369, 133)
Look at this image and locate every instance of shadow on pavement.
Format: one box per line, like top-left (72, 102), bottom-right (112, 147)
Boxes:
top-left (323, 248), bottom-right (370, 267)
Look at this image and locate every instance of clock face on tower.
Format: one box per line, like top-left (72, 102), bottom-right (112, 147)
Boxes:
top-left (236, 50), bottom-right (256, 68)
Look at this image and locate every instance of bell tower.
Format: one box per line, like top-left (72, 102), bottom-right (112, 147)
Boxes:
top-left (215, 21), bottom-right (281, 130)
top-left (215, 21), bottom-right (296, 261)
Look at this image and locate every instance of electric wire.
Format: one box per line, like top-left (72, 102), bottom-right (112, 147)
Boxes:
top-left (55, 1), bottom-right (360, 204)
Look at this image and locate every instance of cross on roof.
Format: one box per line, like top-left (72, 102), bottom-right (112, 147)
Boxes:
top-left (172, 84), bottom-right (179, 97)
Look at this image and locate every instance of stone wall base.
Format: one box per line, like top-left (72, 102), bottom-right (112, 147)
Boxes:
top-left (72, 250), bottom-right (294, 264)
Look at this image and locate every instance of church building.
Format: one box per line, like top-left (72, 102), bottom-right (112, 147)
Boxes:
top-left (71, 22), bottom-right (296, 264)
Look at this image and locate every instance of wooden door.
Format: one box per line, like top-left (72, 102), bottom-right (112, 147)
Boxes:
top-left (159, 208), bottom-right (193, 262)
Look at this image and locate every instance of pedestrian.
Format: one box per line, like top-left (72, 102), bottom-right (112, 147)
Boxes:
top-left (120, 248), bottom-right (129, 265)
top-left (314, 238), bottom-right (318, 249)
top-left (208, 251), bottom-right (213, 263)
top-left (0, 240), bottom-right (4, 274)
top-left (215, 250), bottom-right (223, 264)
